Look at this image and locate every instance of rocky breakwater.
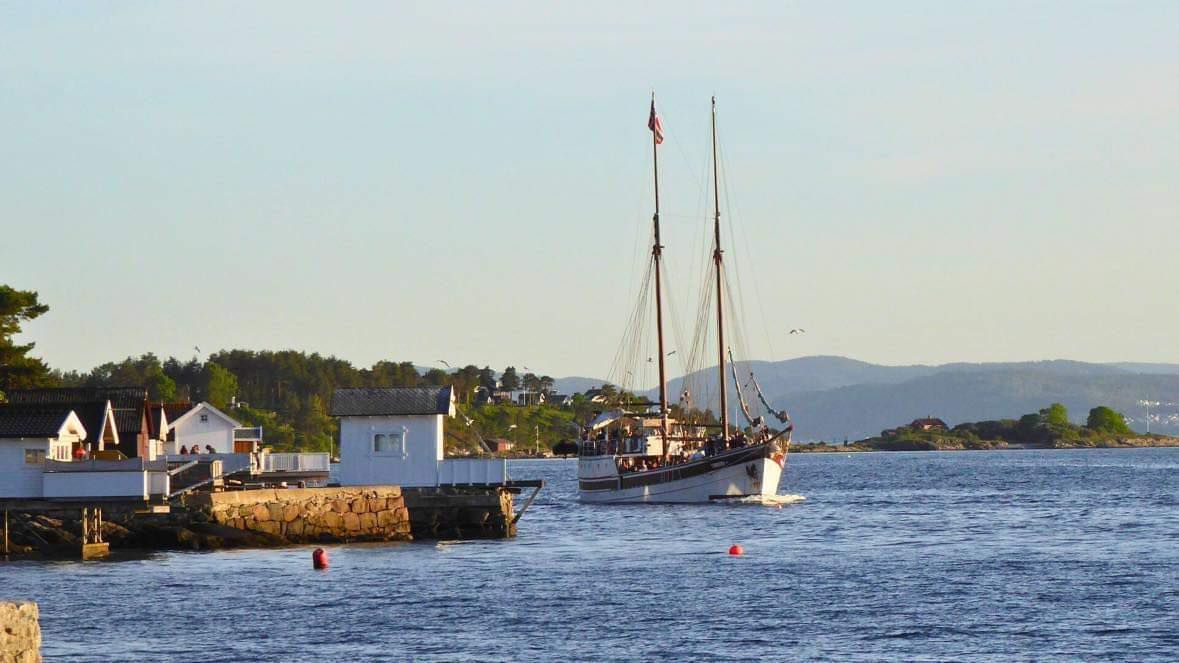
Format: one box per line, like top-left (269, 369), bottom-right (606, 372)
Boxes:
top-left (0, 601), bottom-right (40, 663)
top-left (182, 486), bottom-right (412, 548)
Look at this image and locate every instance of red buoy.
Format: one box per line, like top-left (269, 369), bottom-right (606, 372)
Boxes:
top-left (312, 548), bottom-right (329, 569)
top-left (728, 544), bottom-right (744, 556)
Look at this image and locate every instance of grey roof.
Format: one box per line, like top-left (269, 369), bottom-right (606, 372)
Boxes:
top-left (0, 402), bottom-right (108, 444)
top-left (330, 387), bottom-right (453, 417)
top-left (0, 408), bottom-right (75, 438)
top-left (7, 387), bottom-right (147, 437)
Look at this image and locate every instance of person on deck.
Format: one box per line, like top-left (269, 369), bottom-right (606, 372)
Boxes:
top-left (205, 445), bottom-right (215, 454)
top-left (179, 445), bottom-right (188, 455)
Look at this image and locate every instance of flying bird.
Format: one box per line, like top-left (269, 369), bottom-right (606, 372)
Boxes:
top-left (438, 360), bottom-right (451, 368)
top-left (667, 350), bottom-right (677, 356)
top-left (194, 346), bottom-right (201, 354)
top-left (789, 329), bottom-right (806, 335)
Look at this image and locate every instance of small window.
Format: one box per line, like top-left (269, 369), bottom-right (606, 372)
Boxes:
top-left (373, 432), bottom-right (404, 455)
top-left (200, 414), bottom-right (209, 423)
top-left (24, 449), bottom-right (46, 465)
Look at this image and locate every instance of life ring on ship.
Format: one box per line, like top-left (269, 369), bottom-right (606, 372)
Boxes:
top-left (771, 452), bottom-right (785, 467)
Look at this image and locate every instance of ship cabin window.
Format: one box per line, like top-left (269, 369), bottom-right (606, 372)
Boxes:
top-left (373, 432), bottom-right (405, 455)
top-left (24, 449), bottom-right (46, 465)
top-left (625, 438), bottom-right (643, 454)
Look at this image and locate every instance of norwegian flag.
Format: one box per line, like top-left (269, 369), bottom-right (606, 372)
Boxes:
top-left (648, 100), bottom-right (664, 144)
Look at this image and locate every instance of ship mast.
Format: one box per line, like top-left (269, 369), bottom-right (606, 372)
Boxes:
top-left (711, 96), bottom-right (729, 440)
top-left (650, 94), bottom-right (671, 458)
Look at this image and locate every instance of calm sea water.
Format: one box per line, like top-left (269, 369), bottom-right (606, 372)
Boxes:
top-left (4, 449), bottom-right (1178, 662)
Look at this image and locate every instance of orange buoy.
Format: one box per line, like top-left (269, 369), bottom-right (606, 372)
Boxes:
top-left (728, 544), bottom-right (744, 556)
top-left (312, 548), bottom-right (329, 569)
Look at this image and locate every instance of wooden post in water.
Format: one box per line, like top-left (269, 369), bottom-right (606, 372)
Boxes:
top-left (80, 506), bottom-right (109, 560)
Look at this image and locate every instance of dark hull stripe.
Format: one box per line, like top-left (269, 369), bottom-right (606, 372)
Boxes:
top-left (578, 443), bottom-right (773, 492)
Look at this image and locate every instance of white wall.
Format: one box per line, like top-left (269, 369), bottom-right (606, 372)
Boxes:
top-left (0, 439), bottom-right (48, 498)
top-left (43, 470), bottom-right (149, 500)
top-left (172, 408), bottom-right (235, 454)
top-left (338, 414), bottom-right (444, 487)
top-left (438, 458), bottom-right (508, 485)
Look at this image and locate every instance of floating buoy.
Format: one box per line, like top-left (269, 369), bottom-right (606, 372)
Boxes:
top-left (312, 548), bottom-right (329, 570)
top-left (728, 544), bottom-right (744, 556)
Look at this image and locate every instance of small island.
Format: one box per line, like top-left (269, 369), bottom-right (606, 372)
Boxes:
top-left (794, 403), bottom-right (1179, 452)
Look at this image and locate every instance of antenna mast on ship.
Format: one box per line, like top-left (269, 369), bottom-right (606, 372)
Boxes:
top-left (649, 93), bottom-right (671, 459)
top-left (711, 96), bottom-right (730, 440)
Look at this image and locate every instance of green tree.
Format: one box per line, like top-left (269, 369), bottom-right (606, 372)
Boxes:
top-left (0, 285), bottom-right (54, 395)
top-left (478, 366), bottom-right (497, 391)
top-left (204, 362), bottom-right (238, 409)
top-left (1086, 406), bottom-right (1133, 434)
top-left (1041, 403), bottom-right (1069, 427)
top-left (500, 366), bottom-right (520, 391)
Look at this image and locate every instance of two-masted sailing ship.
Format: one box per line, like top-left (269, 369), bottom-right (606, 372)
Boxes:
top-left (577, 97), bottom-right (794, 503)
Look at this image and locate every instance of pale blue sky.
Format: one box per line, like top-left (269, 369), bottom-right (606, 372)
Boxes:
top-left (3, 2), bottom-right (1177, 381)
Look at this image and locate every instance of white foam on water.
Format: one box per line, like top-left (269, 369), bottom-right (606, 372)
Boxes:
top-left (718, 494), bottom-right (807, 506)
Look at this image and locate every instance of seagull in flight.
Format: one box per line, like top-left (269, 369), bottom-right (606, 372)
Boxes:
top-left (789, 329), bottom-right (806, 335)
top-left (438, 360), bottom-right (451, 368)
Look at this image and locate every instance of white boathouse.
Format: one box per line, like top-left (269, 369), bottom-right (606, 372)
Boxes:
top-left (330, 386), bottom-right (508, 487)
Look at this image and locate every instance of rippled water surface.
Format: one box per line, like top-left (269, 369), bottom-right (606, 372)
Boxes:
top-left (5, 449), bottom-right (1179, 661)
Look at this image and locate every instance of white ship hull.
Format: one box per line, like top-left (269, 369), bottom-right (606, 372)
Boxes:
top-left (578, 444), bottom-right (784, 504)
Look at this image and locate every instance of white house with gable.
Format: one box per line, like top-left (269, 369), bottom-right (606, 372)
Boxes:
top-left (0, 407), bottom-right (170, 501)
top-left (330, 386), bottom-right (508, 488)
top-left (167, 402), bottom-right (244, 455)
top-left (0, 410), bottom-right (85, 498)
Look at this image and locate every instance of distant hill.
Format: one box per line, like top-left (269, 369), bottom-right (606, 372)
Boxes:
top-left (560, 356), bottom-right (1179, 441)
top-left (775, 365), bottom-right (1179, 441)
top-left (1108, 362), bottom-right (1179, 375)
top-left (602, 356), bottom-right (1179, 442)
top-left (553, 376), bottom-right (610, 395)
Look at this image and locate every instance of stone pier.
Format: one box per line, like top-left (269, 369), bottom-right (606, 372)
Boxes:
top-left (1, 483), bottom-right (524, 556)
top-left (0, 601), bottom-right (41, 663)
top-left (185, 485), bottom-right (412, 544)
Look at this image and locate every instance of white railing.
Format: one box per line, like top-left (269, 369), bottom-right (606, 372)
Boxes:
top-left (164, 453), bottom-right (256, 475)
top-left (438, 458), bottom-right (508, 486)
top-left (263, 452), bottom-right (331, 474)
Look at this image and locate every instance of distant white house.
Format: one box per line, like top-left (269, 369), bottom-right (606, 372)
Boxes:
top-left (330, 386), bottom-right (508, 488)
top-left (166, 402), bottom-right (260, 455)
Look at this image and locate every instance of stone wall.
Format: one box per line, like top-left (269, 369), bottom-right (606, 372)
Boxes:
top-left (185, 486), bottom-right (412, 544)
top-left (0, 601), bottom-right (41, 663)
